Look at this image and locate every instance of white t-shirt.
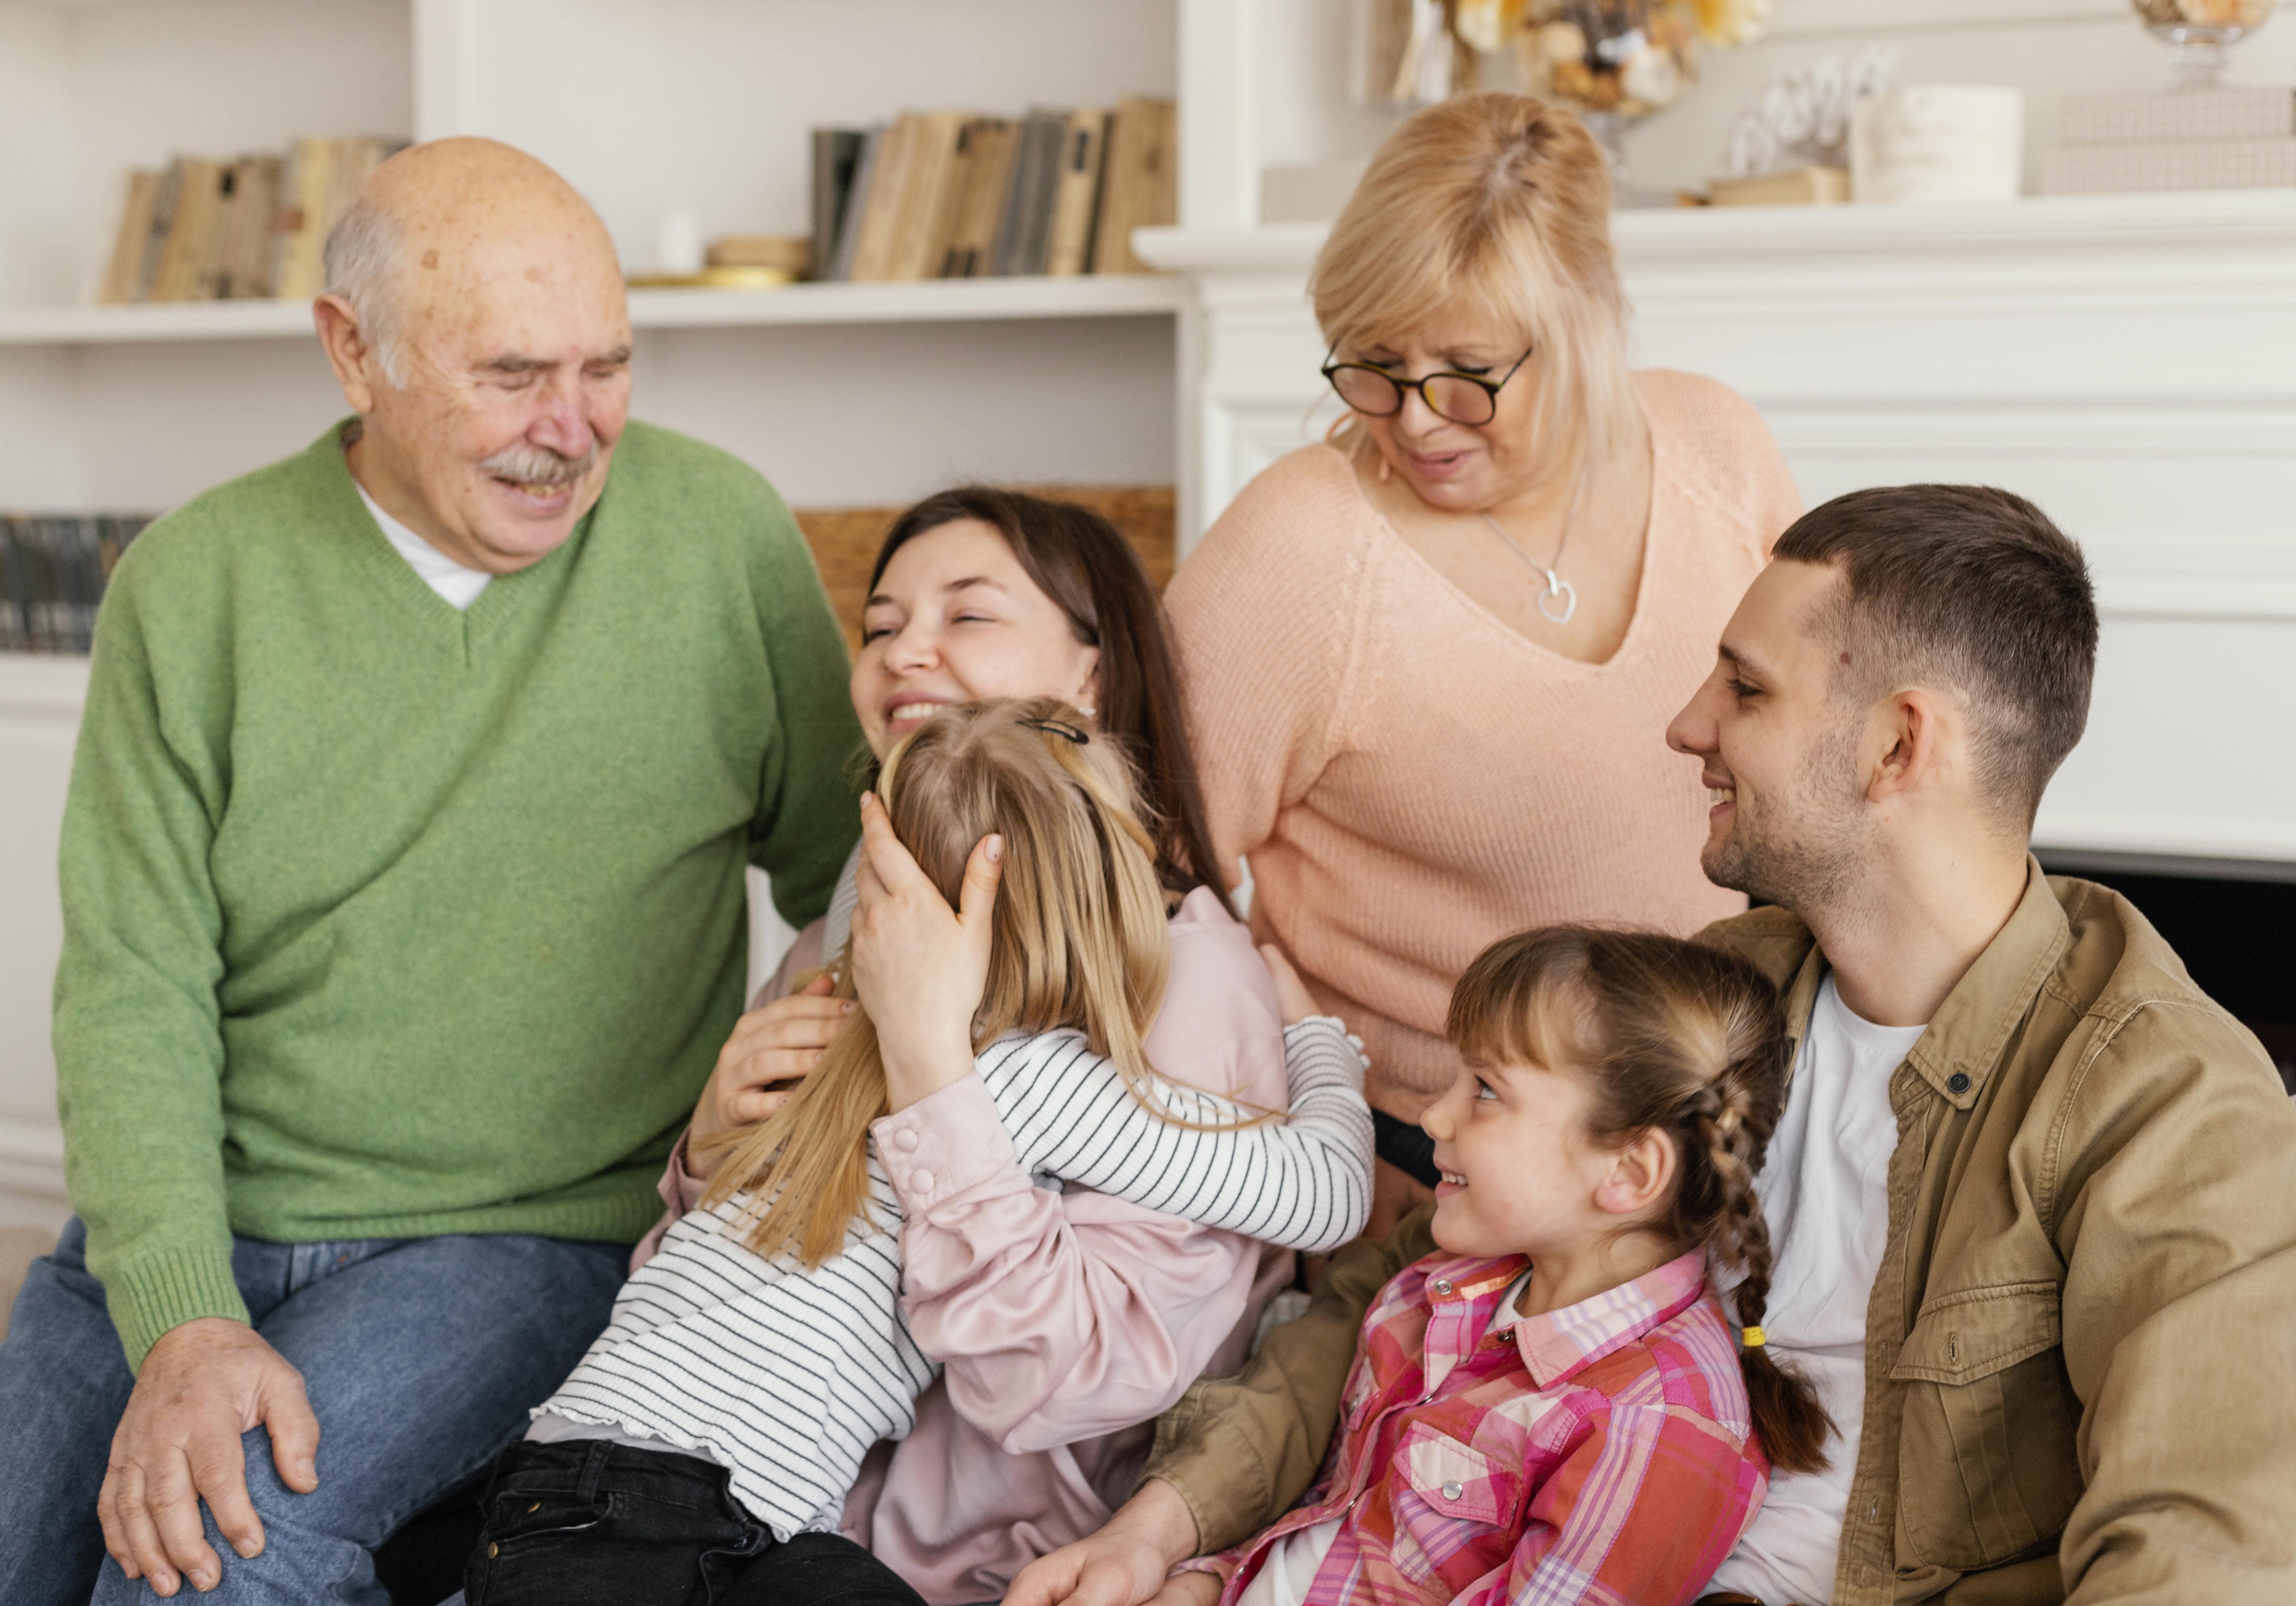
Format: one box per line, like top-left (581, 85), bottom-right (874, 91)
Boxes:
top-left (1706, 972), bottom-right (1926, 1606)
top-left (355, 483), bottom-right (492, 610)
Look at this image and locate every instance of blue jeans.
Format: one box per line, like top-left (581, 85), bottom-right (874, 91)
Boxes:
top-left (0, 1218), bottom-right (625, 1606)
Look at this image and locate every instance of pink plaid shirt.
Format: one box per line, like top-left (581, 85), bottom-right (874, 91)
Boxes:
top-left (1192, 1248), bottom-right (1766, 1606)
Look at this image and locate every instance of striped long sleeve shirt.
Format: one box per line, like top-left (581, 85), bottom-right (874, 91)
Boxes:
top-left (539, 1018), bottom-right (1374, 1538)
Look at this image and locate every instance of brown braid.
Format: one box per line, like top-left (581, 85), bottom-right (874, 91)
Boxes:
top-left (1448, 927), bottom-right (1836, 1475)
top-left (1691, 1082), bottom-right (1833, 1473)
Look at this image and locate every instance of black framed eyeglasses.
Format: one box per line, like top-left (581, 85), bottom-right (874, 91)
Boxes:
top-left (1320, 345), bottom-right (1533, 426)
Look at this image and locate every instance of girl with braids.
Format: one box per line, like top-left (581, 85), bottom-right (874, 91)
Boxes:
top-left (1176, 926), bottom-right (1826, 1606)
top-left (468, 700), bottom-right (1372, 1606)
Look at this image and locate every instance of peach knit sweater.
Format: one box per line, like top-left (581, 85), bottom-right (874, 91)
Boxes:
top-left (1166, 370), bottom-right (1802, 1111)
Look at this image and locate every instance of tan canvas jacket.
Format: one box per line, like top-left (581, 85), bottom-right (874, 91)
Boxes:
top-left (1146, 864), bottom-right (2296, 1604)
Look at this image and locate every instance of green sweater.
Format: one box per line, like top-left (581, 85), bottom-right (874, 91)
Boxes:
top-left (53, 420), bottom-right (864, 1369)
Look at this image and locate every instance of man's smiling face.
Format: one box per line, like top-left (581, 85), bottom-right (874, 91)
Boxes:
top-left (366, 229), bottom-right (631, 573)
top-left (325, 140), bottom-right (633, 574)
top-left (1666, 559), bottom-right (1872, 911)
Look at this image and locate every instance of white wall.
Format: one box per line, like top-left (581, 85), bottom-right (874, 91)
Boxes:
top-left (0, 660), bottom-right (81, 1233)
top-left (0, 4), bottom-right (75, 310)
top-left (625, 318), bottom-right (1175, 508)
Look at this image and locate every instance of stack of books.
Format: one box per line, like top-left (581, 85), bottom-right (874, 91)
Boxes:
top-left (811, 97), bottom-right (1177, 283)
top-left (98, 136), bottom-right (407, 305)
top-left (0, 515), bottom-right (151, 655)
top-left (2042, 87), bottom-right (2296, 195)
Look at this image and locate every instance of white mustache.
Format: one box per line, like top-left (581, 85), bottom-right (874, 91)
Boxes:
top-left (481, 441), bottom-right (597, 487)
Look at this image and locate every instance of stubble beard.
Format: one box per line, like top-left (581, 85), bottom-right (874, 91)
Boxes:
top-left (1702, 719), bottom-right (1870, 918)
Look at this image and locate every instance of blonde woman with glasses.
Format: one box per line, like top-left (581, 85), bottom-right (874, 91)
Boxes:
top-left (1169, 92), bottom-right (1802, 1231)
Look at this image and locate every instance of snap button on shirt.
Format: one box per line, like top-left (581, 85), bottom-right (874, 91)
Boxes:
top-left (1442, 1480), bottom-right (1464, 1500)
top-left (893, 1129), bottom-right (919, 1152)
top-left (1433, 1279), bottom-right (1453, 1295)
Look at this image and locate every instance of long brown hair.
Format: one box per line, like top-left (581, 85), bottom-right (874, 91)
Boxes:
top-left (870, 487), bottom-right (1234, 917)
top-left (698, 697), bottom-right (1232, 1267)
top-left (1447, 927), bottom-right (1834, 1476)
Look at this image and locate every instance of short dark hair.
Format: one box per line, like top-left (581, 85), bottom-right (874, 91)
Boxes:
top-left (871, 487), bottom-right (1235, 918)
top-left (1773, 485), bottom-right (2097, 827)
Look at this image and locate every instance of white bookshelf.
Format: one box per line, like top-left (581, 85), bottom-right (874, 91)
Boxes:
top-left (0, 275), bottom-right (1192, 347)
top-left (0, 0), bottom-right (1188, 514)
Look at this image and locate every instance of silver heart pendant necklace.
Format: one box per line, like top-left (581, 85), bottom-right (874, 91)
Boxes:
top-left (1477, 468), bottom-right (1586, 628)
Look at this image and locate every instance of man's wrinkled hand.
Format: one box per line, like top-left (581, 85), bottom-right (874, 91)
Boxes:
top-left (1002, 1476), bottom-right (1200, 1606)
top-left (97, 1318), bottom-right (319, 1597)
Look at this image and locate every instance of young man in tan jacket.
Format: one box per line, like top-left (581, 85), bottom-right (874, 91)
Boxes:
top-left (1011, 485), bottom-right (2296, 1606)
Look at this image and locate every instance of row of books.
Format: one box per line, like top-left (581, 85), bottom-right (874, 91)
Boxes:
top-left (811, 97), bottom-right (1177, 283)
top-left (0, 516), bottom-right (150, 655)
top-left (98, 136), bottom-right (406, 305)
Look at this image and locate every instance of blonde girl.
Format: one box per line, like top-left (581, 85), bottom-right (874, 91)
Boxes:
top-left (1180, 927), bottom-right (1827, 1606)
top-left (465, 699), bottom-right (1373, 1606)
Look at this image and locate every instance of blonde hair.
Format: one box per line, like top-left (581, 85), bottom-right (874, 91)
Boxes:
top-left (1447, 927), bottom-right (1834, 1476)
top-left (699, 697), bottom-right (1202, 1267)
top-left (1312, 92), bottom-right (1638, 491)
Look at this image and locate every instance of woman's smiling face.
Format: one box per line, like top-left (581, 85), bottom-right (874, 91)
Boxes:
top-left (851, 519), bottom-right (1101, 759)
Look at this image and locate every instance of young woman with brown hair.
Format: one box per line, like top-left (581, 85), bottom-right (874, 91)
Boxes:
top-left (466, 700), bottom-right (1370, 1606)
top-left (491, 489), bottom-right (1370, 1606)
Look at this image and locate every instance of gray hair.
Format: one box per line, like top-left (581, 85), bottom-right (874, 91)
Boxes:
top-left (322, 198), bottom-right (409, 387)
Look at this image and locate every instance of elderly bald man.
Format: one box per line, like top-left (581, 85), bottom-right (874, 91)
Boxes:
top-left (0, 140), bottom-right (862, 1604)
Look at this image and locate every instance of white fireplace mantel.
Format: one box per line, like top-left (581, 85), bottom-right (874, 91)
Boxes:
top-left (1138, 190), bottom-right (2296, 868)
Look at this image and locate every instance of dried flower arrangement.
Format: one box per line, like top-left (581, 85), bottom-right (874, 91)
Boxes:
top-left (1514, 1), bottom-right (1769, 129)
top-left (1361, 0), bottom-right (1769, 121)
top-left (2130, 0), bottom-right (2277, 86)
top-left (2133, 0), bottom-right (2273, 26)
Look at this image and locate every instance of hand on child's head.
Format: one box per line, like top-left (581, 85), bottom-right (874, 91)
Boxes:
top-left (1258, 944), bottom-right (1319, 1027)
top-left (687, 969), bottom-right (856, 1174)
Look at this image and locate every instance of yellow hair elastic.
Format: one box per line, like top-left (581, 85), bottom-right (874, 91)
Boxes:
top-left (1741, 1326), bottom-right (1767, 1348)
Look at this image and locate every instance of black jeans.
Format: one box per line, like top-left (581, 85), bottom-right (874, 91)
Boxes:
top-left (464, 1440), bottom-right (928, 1606)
